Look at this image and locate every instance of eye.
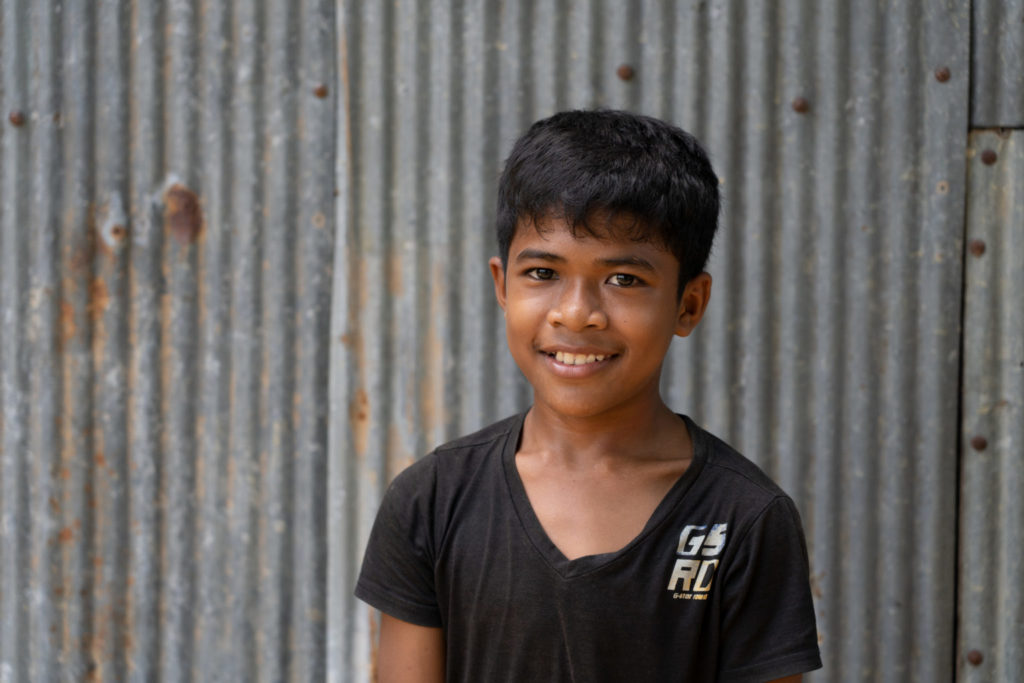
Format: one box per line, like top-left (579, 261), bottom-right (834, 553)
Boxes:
top-left (527, 267), bottom-right (556, 280)
top-left (609, 273), bottom-right (641, 287)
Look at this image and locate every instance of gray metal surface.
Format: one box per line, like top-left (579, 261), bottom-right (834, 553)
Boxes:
top-left (972, 0), bottom-right (1024, 127)
top-left (958, 130), bottom-right (1024, 682)
top-left (328, 1), bottom-right (971, 681)
top-left (1, 1), bottom-right (335, 680)
top-left (2, 1), bottom-right (1014, 682)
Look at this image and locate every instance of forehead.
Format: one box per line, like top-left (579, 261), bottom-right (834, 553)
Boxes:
top-left (510, 213), bottom-right (675, 260)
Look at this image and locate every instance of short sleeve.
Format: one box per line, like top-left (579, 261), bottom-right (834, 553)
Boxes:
top-left (717, 496), bottom-right (822, 682)
top-left (354, 457), bottom-right (443, 628)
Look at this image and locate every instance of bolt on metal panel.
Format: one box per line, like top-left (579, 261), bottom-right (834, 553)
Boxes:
top-left (971, 0), bottom-right (1024, 127)
top-left (958, 130), bottom-right (1024, 682)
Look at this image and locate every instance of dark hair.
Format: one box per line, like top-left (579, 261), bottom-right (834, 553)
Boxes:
top-left (496, 110), bottom-right (720, 293)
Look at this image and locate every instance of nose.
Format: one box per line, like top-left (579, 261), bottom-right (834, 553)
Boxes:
top-left (546, 280), bottom-right (608, 330)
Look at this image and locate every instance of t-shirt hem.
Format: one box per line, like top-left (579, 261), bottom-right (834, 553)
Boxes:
top-left (719, 650), bottom-right (823, 682)
top-left (354, 581), bottom-right (442, 628)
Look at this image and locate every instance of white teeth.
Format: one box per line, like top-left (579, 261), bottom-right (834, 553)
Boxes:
top-left (552, 351), bottom-right (609, 365)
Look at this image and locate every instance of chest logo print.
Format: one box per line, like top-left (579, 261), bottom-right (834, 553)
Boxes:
top-left (666, 523), bottom-right (728, 600)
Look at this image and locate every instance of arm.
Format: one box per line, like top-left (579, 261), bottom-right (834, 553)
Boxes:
top-left (378, 613), bottom-right (445, 683)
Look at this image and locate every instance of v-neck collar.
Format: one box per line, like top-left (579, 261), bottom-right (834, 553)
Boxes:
top-left (501, 411), bottom-right (707, 579)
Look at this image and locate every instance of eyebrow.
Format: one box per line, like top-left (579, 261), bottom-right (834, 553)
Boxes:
top-left (514, 248), bottom-right (566, 263)
top-left (596, 255), bottom-right (656, 272)
top-left (514, 248), bottom-right (656, 272)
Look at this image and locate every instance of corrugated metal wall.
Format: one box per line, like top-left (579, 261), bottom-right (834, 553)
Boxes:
top-left (0, 1), bottom-right (335, 680)
top-left (1, 1), bottom-right (1020, 682)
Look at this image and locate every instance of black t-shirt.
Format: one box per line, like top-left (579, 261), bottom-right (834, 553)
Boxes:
top-left (355, 413), bottom-right (822, 682)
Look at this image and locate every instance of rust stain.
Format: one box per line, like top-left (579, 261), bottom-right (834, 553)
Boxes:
top-left (388, 251), bottom-right (403, 297)
top-left (58, 466), bottom-right (71, 481)
top-left (369, 607), bottom-right (380, 683)
top-left (58, 526), bottom-right (75, 543)
top-left (59, 300), bottom-right (77, 348)
top-left (312, 211), bottom-right (327, 229)
top-left (809, 571), bottom-right (824, 599)
top-left (94, 452), bottom-right (107, 468)
top-left (339, 333), bottom-right (354, 347)
top-left (350, 389), bottom-right (370, 457)
top-left (88, 278), bottom-right (110, 322)
top-left (420, 263), bottom-right (447, 432)
top-left (163, 183), bottom-right (204, 246)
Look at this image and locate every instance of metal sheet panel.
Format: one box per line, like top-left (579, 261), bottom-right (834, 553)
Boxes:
top-left (971, 0), bottom-right (1024, 127)
top-left (958, 130), bottom-right (1024, 682)
top-left (328, 1), bottom-right (970, 681)
top-left (0, 1), bottom-right (335, 680)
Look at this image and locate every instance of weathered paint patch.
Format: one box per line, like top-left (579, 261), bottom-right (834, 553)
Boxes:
top-left (350, 388), bottom-right (369, 457)
top-left (163, 183), bottom-right (203, 246)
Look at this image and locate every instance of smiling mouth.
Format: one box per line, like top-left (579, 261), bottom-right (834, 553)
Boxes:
top-left (544, 350), bottom-right (616, 366)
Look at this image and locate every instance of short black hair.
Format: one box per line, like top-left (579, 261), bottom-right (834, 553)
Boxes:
top-left (496, 110), bottom-right (720, 293)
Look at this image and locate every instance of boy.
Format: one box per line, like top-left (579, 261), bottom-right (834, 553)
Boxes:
top-left (355, 110), bottom-right (822, 682)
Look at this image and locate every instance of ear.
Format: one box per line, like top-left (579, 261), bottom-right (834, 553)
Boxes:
top-left (675, 272), bottom-right (712, 337)
top-left (489, 256), bottom-right (508, 311)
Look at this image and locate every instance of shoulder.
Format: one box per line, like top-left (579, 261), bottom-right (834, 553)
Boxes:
top-left (433, 413), bottom-right (522, 456)
top-left (691, 422), bottom-right (791, 505)
top-left (387, 413), bottom-right (522, 502)
top-left (683, 420), bottom-right (808, 546)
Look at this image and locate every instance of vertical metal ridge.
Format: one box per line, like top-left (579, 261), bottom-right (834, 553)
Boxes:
top-left (257, 0), bottom-right (297, 680)
top-left (423, 0), bottom-right (456, 451)
top-left (193, 0), bottom-right (232, 676)
top-left (126, 0), bottom-right (164, 677)
top-left (388, 0), bottom-right (424, 482)
top-left (971, 0), bottom-right (1024, 127)
top-left (92, 1), bottom-right (130, 680)
top-left (874, 2), bottom-right (919, 677)
top-left (225, 1), bottom-right (264, 676)
top-left (291, 3), bottom-right (335, 679)
top-left (1, 4), bottom-right (32, 680)
top-left (492, 1), bottom-right (528, 420)
top-left (773, 0), bottom-right (816, 506)
top-left (27, 0), bottom-right (65, 678)
top-left (328, 0), bottom-right (360, 676)
top-left (160, 0), bottom-right (202, 678)
top-left (59, 3), bottom-right (99, 678)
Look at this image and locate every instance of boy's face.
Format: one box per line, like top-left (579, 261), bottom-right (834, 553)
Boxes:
top-left (490, 214), bottom-right (711, 421)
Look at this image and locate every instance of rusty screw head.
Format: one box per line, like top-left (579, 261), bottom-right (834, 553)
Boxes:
top-left (791, 97), bottom-right (810, 114)
top-left (9, 110), bottom-right (25, 126)
top-left (969, 239), bottom-right (987, 257)
top-left (970, 435), bottom-right (988, 451)
top-left (313, 83), bottom-right (329, 99)
top-left (980, 149), bottom-right (998, 165)
top-left (967, 650), bottom-right (983, 666)
top-left (934, 66), bottom-right (951, 83)
top-left (616, 64), bottom-right (635, 81)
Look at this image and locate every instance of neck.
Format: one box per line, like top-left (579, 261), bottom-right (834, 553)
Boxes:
top-left (521, 394), bottom-right (688, 467)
